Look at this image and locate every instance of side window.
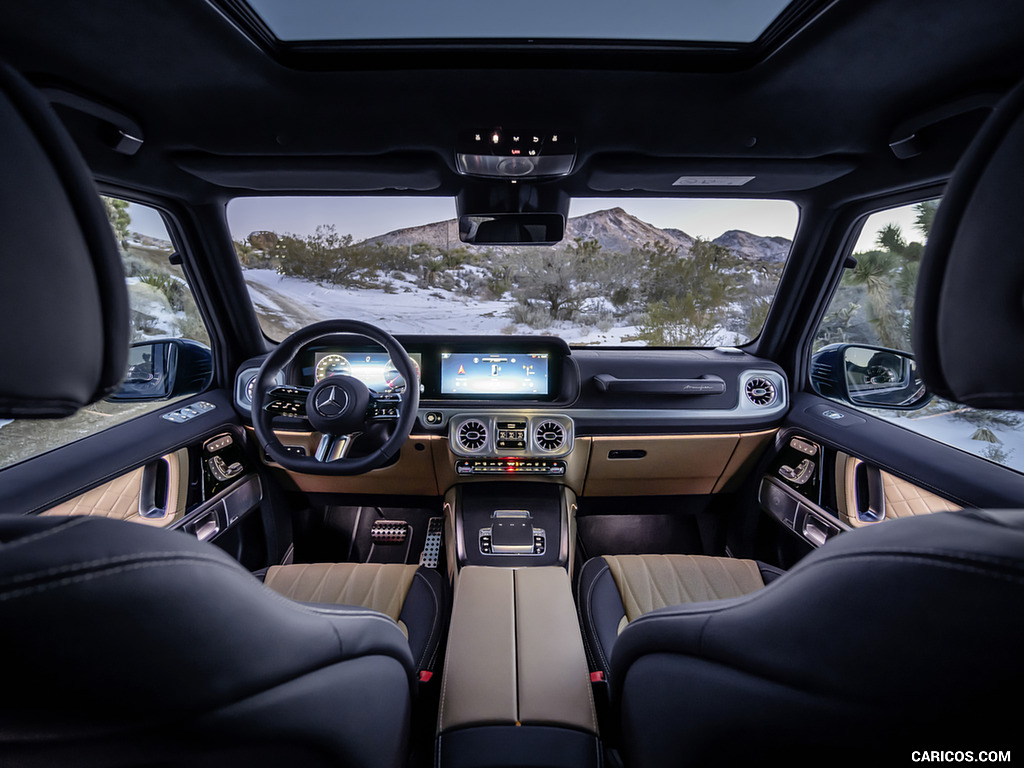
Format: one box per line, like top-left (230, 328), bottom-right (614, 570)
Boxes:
top-left (812, 199), bottom-right (1024, 472)
top-left (0, 197), bottom-right (211, 470)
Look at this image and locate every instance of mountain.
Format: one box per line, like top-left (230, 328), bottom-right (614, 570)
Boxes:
top-left (365, 219), bottom-right (462, 252)
top-left (712, 230), bottom-right (792, 263)
top-left (564, 207), bottom-right (693, 254)
top-left (363, 207), bottom-right (791, 263)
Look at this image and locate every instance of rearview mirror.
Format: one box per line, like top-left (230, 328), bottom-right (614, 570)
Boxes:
top-left (810, 343), bottom-right (931, 410)
top-left (458, 213), bottom-right (564, 246)
top-left (107, 338), bottom-right (213, 402)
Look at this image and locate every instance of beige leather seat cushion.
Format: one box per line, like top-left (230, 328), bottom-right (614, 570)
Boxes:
top-left (604, 554), bottom-right (766, 632)
top-left (264, 563), bottom-right (419, 634)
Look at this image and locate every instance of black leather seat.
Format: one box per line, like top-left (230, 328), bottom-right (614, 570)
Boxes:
top-left (260, 561), bottom-right (449, 675)
top-left (577, 79), bottom-right (1024, 767)
top-left (0, 60), bottom-right (442, 767)
top-left (577, 553), bottom-right (784, 680)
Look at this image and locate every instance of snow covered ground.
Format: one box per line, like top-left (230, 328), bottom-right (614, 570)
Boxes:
top-left (241, 268), bottom-right (647, 346)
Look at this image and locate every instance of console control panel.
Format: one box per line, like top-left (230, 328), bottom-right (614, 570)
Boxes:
top-left (456, 458), bottom-right (566, 476)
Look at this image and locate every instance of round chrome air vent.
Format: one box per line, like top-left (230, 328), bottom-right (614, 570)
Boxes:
top-left (534, 420), bottom-right (566, 452)
top-left (744, 377), bottom-right (777, 407)
top-left (457, 420), bottom-right (488, 452)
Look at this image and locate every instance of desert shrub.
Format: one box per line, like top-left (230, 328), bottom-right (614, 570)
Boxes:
top-left (511, 301), bottom-right (553, 329)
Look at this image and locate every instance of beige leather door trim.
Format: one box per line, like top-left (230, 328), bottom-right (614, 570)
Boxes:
top-left (835, 452), bottom-right (961, 527)
top-left (41, 448), bottom-right (189, 528)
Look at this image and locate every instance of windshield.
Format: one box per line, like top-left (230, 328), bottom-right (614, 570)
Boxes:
top-left (228, 197), bottom-right (798, 347)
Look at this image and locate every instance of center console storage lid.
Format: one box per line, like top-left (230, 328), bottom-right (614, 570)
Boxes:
top-left (438, 566), bottom-right (597, 735)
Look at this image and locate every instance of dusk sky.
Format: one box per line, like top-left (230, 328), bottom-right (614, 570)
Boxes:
top-left (129, 194), bottom-right (926, 252)
top-left (225, 196), bottom-right (802, 243)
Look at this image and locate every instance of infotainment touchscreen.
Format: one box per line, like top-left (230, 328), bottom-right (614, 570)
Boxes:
top-left (440, 352), bottom-right (549, 396)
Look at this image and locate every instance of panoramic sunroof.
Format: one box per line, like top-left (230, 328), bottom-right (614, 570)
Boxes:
top-left (243, 0), bottom-right (795, 44)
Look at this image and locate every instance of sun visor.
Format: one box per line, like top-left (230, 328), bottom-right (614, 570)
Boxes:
top-left (175, 152), bottom-right (443, 192)
top-left (586, 154), bottom-right (856, 194)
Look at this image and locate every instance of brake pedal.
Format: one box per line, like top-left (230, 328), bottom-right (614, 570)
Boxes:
top-left (371, 519), bottom-right (409, 545)
top-left (368, 520), bottom-right (411, 564)
top-left (419, 516), bottom-right (444, 569)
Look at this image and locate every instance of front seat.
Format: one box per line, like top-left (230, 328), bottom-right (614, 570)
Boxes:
top-left (0, 60), bottom-right (424, 768)
top-left (578, 80), bottom-right (1024, 766)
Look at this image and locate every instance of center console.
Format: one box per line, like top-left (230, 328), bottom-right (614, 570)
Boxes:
top-left (447, 482), bottom-right (575, 570)
top-left (436, 566), bottom-right (600, 768)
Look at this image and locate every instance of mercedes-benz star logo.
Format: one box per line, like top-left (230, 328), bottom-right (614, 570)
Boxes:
top-left (314, 386), bottom-right (348, 417)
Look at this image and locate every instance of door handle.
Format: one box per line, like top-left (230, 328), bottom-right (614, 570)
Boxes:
top-left (138, 457), bottom-right (172, 519)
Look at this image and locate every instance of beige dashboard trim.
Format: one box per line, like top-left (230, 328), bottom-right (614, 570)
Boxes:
top-left (584, 430), bottom-right (776, 496)
top-left (257, 427), bottom-right (778, 498)
top-left (255, 428), bottom-right (442, 496)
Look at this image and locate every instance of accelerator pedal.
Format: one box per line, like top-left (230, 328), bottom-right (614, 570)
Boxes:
top-left (419, 516), bottom-right (444, 569)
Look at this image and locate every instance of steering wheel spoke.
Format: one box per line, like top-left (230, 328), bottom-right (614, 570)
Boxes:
top-left (314, 433), bottom-right (359, 462)
top-left (263, 385), bottom-right (310, 419)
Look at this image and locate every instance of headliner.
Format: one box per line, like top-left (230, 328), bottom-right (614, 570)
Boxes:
top-left (1, 0), bottom-right (1023, 207)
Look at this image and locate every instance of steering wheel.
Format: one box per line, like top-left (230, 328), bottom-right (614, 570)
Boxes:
top-left (251, 319), bottom-right (420, 476)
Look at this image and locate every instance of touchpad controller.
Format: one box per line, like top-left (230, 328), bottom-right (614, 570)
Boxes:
top-left (480, 510), bottom-right (546, 555)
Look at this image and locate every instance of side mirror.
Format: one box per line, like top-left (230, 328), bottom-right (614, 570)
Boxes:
top-left (811, 343), bottom-right (931, 410)
top-left (107, 338), bottom-right (212, 402)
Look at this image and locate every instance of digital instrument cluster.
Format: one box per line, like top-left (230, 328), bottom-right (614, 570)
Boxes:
top-left (313, 351), bottom-right (422, 393)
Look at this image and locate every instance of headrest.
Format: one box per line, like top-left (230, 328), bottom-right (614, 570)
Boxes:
top-left (0, 62), bottom-right (128, 418)
top-left (914, 79), bottom-right (1024, 409)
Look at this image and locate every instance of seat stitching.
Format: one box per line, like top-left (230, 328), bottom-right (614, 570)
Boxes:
top-left (412, 570), bottom-right (441, 670)
top-left (575, 563), bottom-right (597, 671)
top-left (584, 561), bottom-right (615, 675)
top-left (0, 557), bottom-right (250, 602)
top-left (0, 551), bottom-right (232, 590)
top-left (0, 516), bottom-right (90, 551)
top-left (311, 563), bottom-right (333, 603)
top-left (627, 555), bottom-right (1024, 629)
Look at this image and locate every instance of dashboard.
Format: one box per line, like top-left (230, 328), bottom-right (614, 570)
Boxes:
top-left (234, 334), bottom-right (790, 435)
top-left (233, 334), bottom-right (792, 492)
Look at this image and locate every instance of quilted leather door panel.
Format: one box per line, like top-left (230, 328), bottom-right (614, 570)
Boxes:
top-left (41, 448), bottom-right (189, 528)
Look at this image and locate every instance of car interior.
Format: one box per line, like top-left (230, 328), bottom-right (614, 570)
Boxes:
top-left (2, 1), bottom-right (1024, 766)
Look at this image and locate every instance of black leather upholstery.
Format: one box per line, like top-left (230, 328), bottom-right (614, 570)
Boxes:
top-left (0, 61), bottom-right (424, 767)
top-left (264, 564), bottom-right (450, 675)
top-left (401, 566), bottom-right (450, 673)
top-left (606, 511), bottom-right (1024, 764)
top-left (0, 516), bottom-right (416, 766)
top-left (914, 78), bottom-right (1024, 408)
top-left (0, 62), bottom-right (128, 418)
